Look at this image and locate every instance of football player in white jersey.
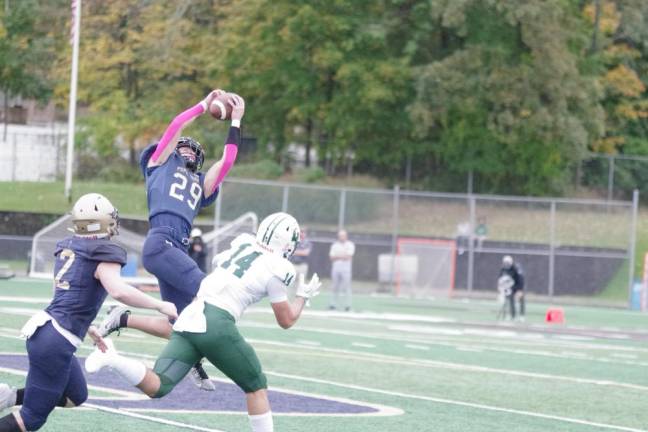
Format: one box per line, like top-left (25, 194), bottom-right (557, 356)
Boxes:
top-left (85, 212), bottom-right (321, 432)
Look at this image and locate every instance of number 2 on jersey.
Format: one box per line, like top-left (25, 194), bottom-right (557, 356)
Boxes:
top-left (54, 249), bottom-right (75, 290)
top-left (169, 172), bottom-right (202, 210)
top-left (221, 243), bottom-right (261, 278)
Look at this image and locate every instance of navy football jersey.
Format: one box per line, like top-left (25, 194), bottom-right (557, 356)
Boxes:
top-left (140, 144), bottom-right (218, 238)
top-left (45, 237), bottom-right (127, 339)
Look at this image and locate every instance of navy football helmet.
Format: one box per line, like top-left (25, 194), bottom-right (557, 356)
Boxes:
top-left (176, 136), bottom-right (204, 172)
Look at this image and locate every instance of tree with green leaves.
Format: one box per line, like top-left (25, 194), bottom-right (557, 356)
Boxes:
top-left (214, 0), bottom-right (412, 174)
top-left (408, 0), bottom-right (604, 194)
top-left (54, 0), bottom-right (228, 163)
top-left (0, 0), bottom-right (56, 140)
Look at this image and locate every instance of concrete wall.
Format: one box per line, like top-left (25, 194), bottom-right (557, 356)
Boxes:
top-left (0, 124), bottom-right (67, 182)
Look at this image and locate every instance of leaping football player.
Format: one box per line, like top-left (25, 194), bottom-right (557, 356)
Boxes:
top-left (85, 212), bottom-right (321, 432)
top-left (0, 194), bottom-right (177, 432)
top-left (97, 89), bottom-right (245, 390)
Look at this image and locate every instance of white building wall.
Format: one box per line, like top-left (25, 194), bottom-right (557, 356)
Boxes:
top-left (0, 124), bottom-right (67, 182)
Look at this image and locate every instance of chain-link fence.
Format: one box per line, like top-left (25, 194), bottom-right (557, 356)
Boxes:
top-left (0, 235), bottom-right (33, 276)
top-left (213, 179), bottom-right (639, 304)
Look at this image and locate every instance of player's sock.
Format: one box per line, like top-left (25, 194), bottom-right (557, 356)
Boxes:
top-left (85, 339), bottom-right (146, 385)
top-left (120, 311), bottom-right (130, 328)
top-left (249, 411), bottom-right (273, 432)
top-left (0, 413), bottom-right (21, 432)
top-left (14, 389), bottom-right (68, 408)
top-left (109, 354), bottom-right (147, 386)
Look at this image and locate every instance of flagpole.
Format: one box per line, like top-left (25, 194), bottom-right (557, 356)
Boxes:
top-left (64, 0), bottom-right (81, 201)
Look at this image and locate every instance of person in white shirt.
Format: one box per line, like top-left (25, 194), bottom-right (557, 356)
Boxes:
top-left (329, 229), bottom-right (355, 311)
top-left (84, 212), bottom-right (321, 432)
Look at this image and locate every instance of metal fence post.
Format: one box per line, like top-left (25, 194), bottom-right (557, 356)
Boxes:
top-left (338, 188), bottom-right (346, 230)
top-left (214, 182), bottom-right (223, 230)
top-left (548, 201), bottom-right (556, 297)
top-left (390, 185), bottom-right (400, 291)
top-left (467, 195), bottom-right (476, 292)
top-left (627, 189), bottom-right (639, 308)
top-left (607, 155), bottom-right (615, 201)
top-left (281, 184), bottom-right (289, 212)
top-left (11, 133), bottom-right (17, 181)
top-left (467, 170), bottom-right (474, 195)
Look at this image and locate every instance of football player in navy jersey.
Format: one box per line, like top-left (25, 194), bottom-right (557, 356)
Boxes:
top-left (97, 89), bottom-right (245, 390)
top-left (0, 193), bottom-right (177, 432)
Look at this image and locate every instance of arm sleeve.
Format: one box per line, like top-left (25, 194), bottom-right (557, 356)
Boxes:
top-left (150, 102), bottom-right (207, 163)
top-left (210, 126), bottom-right (241, 192)
top-left (139, 144), bottom-right (158, 177)
top-left (348, 242), bottom-right (355, 256)
top-left (267, 277), bottom-right (288, 303)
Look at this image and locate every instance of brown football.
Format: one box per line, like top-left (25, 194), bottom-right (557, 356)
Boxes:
top-left (209, 93), bottom-right (233, 120)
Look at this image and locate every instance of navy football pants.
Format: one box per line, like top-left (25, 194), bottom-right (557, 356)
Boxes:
top-left (142, 229), bottom-right (206, 314)
top-left (21, 322), bottom-right (87, 431)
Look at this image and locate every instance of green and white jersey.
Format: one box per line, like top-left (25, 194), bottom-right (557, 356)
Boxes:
top-left (196, 233), bottom-right (296, 321)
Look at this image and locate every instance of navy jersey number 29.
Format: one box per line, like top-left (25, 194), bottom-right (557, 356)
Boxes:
top-left (169, 172), bottom-right (202, 210)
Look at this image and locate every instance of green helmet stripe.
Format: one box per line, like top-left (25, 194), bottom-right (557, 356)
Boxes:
top-left (261, 214), bottom-right (281, 244)
top-left (265, 215), bottom-right (289, 245)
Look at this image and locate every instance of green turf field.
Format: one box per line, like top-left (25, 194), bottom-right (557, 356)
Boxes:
top-left (1, 278), bottom-right (647, 431)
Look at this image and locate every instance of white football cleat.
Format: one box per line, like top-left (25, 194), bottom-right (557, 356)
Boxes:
top-left (97, 305), bottom-right (129, 338)
top-left (85, 338), bottom-right (117, 373)
top-left (0, 384), bottom-right (16, 411)
top-left (190, 362), bottom-right (216, 392)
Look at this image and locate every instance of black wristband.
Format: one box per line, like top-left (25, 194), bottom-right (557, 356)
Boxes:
top-left (226, 126), bottom-right (240, 146)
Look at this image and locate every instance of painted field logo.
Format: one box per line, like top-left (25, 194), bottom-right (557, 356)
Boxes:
top-left (0, 354), bottom-right (402, 416)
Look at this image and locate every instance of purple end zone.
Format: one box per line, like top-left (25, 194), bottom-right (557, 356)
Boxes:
top-left (0, 354), bottom-right (377, 414)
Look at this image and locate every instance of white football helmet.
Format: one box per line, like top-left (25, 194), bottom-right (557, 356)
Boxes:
top-left (191, 228), bottom-right (203, 238)
top-left (71, 193), bottom-right (119, 238)
top-left (256, 212), bottom-right (300, 258)
top-left (502, 255), bottom-right (513, 269)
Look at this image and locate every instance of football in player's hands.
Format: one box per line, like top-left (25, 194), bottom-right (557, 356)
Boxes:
top-left (209, 92), bottom-right (233, 120)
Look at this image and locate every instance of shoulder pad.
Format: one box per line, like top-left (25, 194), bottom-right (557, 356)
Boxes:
top-left (264, 255), bottom-right (296, 287)
top-left (231, 233), bottom-right (256, 248)
top-left (139, 144), bottom-right (158, 177)
top-left (88, 240), bottom-right (128, 267)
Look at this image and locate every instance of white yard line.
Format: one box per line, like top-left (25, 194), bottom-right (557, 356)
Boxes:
top-left (265, 371), bottom-right (648, 432)
top-left (351, 342), bottom-right (376, 349)
top-left (0, 348), bottom-right (402, 418)
top-left (84, 403), bottom-right (228, 432)
top-left (404, 344), bottom-right (430, 351)
top-left (295, 339), bottom-right (321, 346)
top-left (1, 331), bottom-right (646, 429)
top-left (611, 353), bottom-right (638, 360)
top-left (242, 320), bottom-right (648, 364)
top-left (1, 329), bottom-right (647, 393)
top-left (4, 330), bottom-right (648, 394)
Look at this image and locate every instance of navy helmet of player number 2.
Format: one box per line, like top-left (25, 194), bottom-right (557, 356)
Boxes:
top-left (255, 212), bottom-right (300, 258)
top-left (70, 193), bottom-right (120, 238)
